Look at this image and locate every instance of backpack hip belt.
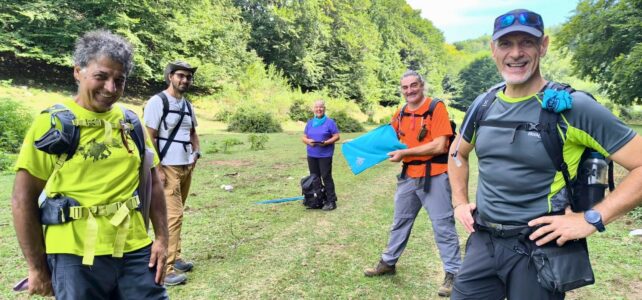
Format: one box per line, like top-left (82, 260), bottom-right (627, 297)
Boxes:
top-left (66, 195), bottom-right (140, 265)
top-left (400, 159), bottom-right (435, 192)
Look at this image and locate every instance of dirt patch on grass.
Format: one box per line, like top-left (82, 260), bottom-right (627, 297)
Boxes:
top-left (272, 162), bottom-right (295, 170)
top-left (208, 160), bottom-right (253, 167)
top-left (629, 281), bottom-right (642, 300)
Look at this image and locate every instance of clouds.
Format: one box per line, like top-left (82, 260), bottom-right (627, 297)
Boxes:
top-left (406, 0), bottom-right (577, 42)
top-left (406, 0), bottom-right (520, 27)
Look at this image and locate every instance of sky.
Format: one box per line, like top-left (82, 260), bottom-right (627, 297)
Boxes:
top-left (406, 0), bottom-right (580, 43)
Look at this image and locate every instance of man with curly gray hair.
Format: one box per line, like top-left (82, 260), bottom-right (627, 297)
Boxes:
top-left (12, 30), bottom-right (170, 298)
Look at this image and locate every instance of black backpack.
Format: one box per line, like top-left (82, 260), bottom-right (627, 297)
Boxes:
top-left (150, 92), bottom-right (195, 161)
top-left (471, 82), bottom-right (615, 211)
top-left (393, 98), bottom-right (457, 192)
top-left (300, 174), bottom-right (326, 209)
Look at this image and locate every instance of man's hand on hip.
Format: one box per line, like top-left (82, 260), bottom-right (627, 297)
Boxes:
top-left (454, 203), bottom-right (476, 234)
top-left (528, 207), bottom-right (596, 246)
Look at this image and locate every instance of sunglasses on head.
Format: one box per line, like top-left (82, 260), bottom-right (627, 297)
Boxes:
top-left (494, 11), bottom-right (543, 32)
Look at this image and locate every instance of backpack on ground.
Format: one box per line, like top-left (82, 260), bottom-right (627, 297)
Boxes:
top-left (470, 82), bottom-right (615, 211)
top-left (300, 174), bottom-right (326, 209)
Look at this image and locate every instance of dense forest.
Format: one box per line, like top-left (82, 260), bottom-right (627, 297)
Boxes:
top-left (1, 0), bottom-right (641, 111)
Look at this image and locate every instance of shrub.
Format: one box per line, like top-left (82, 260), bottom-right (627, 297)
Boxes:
top-left (0, 98), bottom-right (33, 154)
top-left (330, 111), bottom-right (365, 133)
top-left (227, 108), bottom-right (282, 133)
top-left (619, 105), bottom-right (642, 124)
top-left (214, 109), bottom-right (233, 122)
top-left (248, 134), bottom-right (269, 150)
top-left (288, 99), bottom-right (311, 122)
top-left (221, 138), bottom-right (243, 154)
top-left (0, 152), bottom-right (13, 172)
top-left (205, 141), bottom-right (219, 154)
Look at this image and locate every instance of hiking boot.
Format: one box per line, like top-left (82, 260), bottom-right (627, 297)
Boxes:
top-left (164, 272), bottom-right (187, 286)
top-left (437, 272), bottom-right (455, 297)
top-left (364, 260), bottom-right (396, 277)
top-left (174, 259), bottom-right (194, 273)
top-left (322, 201), bottom-right (336, 211)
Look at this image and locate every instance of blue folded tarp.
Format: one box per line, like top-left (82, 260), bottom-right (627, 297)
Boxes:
top-left (341, 124), bottom-right (407, 175)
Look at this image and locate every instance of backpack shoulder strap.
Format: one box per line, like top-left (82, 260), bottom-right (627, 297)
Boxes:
top-left (120, 106), bottom-right (146, 159)
top-left (425, 98), bottom-right (443, 118)
top-left (39, 104), bottom-right (80, 159)
top-left (393, 104), bottom-right (408, 138)
top-left (185, 100), bottom-right (195, 129)
top-left (156, 92), bottom-right (170, 131)
top-left (539, 109), bottom-right (573, 197)
top-left (539, 81), bottom-right (576, 197)
top-left (474, 83), bottom-right (505, 125)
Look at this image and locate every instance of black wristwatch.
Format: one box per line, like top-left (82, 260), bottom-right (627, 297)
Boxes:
top-left (584, 209), bottom-right (605, 232)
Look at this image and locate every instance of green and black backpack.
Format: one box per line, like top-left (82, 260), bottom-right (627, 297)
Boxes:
top-left (469, 82), bottom-right (615, 211)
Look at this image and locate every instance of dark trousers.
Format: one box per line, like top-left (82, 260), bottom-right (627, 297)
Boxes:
top-left (47, 244), bottom-right (168, 300)
top-left (451, 230), bottom-right (565, 300)
top-left (307, 156), bottom-right (337, 202)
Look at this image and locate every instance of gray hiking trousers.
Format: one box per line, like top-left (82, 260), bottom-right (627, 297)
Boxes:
top-left (380, 173), bottom-right (462, 274)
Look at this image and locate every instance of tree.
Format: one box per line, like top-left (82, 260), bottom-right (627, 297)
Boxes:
top-left (0, 0), bottom-right (259, 92)
top-left (556, 0), bottom-right (642, 105)
top-left (451, 56), bottom-right (502, 111)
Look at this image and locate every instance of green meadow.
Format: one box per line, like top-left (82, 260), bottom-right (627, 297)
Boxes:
top-left (1, 86), bottom-right (641, 299)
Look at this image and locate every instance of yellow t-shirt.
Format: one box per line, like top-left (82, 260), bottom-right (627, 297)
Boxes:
top-left (14, 99), bottom-right (159, 256)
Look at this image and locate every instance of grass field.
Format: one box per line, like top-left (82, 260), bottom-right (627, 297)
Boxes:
top-left (1, 88), bottom-right (641, 299)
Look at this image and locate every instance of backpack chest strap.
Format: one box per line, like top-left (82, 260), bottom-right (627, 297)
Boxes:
top-left (72, 119), bottom-right (134, 145)
top-left (476, 120), bottom-right (553, 144)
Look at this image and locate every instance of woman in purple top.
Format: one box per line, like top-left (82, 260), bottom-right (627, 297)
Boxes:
top-left (302, 100), bottom-right (341, 210)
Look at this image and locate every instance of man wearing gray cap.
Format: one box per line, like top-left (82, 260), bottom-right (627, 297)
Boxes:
top-left (449, 8), bottom-right (642, 299)
top-left (144, 61), bottom-right (201, 286)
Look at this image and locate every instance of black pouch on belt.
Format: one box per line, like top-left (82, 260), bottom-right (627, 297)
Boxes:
top-left (530, 239), bottom-right (595, 293)
top-left (39, 195), bottom-right (81, 225)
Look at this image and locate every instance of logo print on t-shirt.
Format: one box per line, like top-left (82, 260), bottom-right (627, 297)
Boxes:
top-left (78, 139), bottom-right (113, 161)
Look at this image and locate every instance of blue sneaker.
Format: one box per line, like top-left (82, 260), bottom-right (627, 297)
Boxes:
top-left (174, 259), bottom-right (194, 273)
top-left (164, 272), bottom-right (187, 286)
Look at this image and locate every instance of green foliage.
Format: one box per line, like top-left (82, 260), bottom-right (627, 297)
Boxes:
top-left (221, 138), bottom-right (243, 154)
top-left (330, 111), bottom-right (364, 133)
top-left (0, 0), bottom-right (260, 92)
top-left (214, 109), bottom-right (233, 123)
top-left (0, 152), bottom-right (13, 172)
top-left (205, 141), bottom-right (220, 154)
top-left (234, 0), bottom-right (448, 108)
top-left (451, 56), bottom-right (502, 111)
top-left (557, 0), bottom-right (642, 105)
top-left (630, 206), bottom-right (642, 222)
top-left (248, 133), bottom-right (269, 151)
top-left (288, 99), bottom-right (311, 122)
top-left (618, 105), bottom-right (642, 123)
top-left (0, 98), bottom-right (33, 154)
top-left (227, 108), bottom-right (283, 133)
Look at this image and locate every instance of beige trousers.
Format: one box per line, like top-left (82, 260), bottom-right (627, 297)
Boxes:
top-left (161, 164), bottom-right (193, 273)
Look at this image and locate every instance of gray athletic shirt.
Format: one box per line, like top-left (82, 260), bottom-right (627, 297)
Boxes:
top-left (461, 87), bottom-right (635, 224)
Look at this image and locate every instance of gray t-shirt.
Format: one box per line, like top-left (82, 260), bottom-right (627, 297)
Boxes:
top-left (461, 87), bottom-right (635, 224)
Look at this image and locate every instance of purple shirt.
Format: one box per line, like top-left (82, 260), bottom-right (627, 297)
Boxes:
top-left (304, 118), bottom-right (340, 158)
